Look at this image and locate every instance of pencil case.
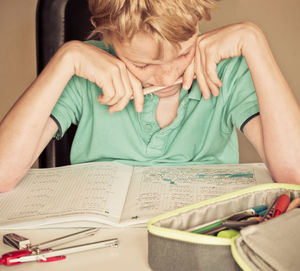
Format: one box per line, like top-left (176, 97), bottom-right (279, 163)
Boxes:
top-left (147, 183), bottom-right (300, 271)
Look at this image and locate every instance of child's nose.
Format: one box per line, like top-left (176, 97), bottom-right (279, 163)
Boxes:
top-left (154, 64), bottom-right (181, 86)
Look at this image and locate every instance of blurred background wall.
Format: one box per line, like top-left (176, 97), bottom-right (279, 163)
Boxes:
top-left (0, 0), bottom-right (299, 166)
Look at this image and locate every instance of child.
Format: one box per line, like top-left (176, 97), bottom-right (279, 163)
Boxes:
top-left (0, 0), bottom-right (300, 192)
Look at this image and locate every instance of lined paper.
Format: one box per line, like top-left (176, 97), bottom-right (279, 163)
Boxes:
top-left (121, 163), bottom-right (272, 224)
top-left (0, 162), bottom-right (272, 228)
top-left (0, 162), bottom-right (132, 228)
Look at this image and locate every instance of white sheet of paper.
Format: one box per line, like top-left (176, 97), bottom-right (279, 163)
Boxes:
top-left (0, 162), bottom-right (272, 229)
top-left (0, 162), bottom-right (133, 228)
top-left (120, 163), bottom-right (272, 224)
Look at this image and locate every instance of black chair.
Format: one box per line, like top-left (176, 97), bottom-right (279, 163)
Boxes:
top-left (36, 0), bottom-right (94, 167)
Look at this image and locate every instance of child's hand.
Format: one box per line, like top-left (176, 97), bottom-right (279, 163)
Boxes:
top-left (71, 41), bottom-right (144, 113)
top-left (183, 22), bottom-right (252, 99)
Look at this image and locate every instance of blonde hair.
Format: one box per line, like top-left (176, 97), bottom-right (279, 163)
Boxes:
top-left (88, 0), bottom-right (218, 47)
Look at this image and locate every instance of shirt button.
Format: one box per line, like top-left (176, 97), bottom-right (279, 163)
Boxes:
top-left (145, 123), bottom-right (153, 131)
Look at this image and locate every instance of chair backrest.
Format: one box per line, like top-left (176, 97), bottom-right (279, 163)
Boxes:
top-left (36, 0), bottom-right (93, 167)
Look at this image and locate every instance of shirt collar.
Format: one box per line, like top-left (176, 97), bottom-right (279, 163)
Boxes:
top-left (187, 79), bottom-right (202, 100)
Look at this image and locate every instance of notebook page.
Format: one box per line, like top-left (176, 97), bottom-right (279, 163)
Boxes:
top-left (121, 163), bottom-right (273, 224)
top-left (0, 162), bottom-right (133, 228)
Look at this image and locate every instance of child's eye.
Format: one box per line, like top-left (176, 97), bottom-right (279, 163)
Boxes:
top-left (181, 51), bottom-right (190, 58)
top-left (134, 64), bottom-right (148, 69)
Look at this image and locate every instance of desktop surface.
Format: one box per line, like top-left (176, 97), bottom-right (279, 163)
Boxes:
top-left (0, 228), bottom-right (151, 271)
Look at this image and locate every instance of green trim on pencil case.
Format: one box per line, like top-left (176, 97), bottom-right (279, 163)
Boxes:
top-left (147, 183), bottom-right (300, 245)
top-left (230, 235), bottom-right (252, 271)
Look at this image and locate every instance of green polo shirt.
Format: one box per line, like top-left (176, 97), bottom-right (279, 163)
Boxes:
top-left (51, 40), bottom-right (259, 166)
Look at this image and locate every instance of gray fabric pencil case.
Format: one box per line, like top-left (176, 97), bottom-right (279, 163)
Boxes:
top-left (147, 183), bottom-right (300, 271)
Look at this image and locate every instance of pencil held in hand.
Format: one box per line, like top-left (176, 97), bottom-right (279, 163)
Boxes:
top-left (131, 75), bottom-right (197, 99)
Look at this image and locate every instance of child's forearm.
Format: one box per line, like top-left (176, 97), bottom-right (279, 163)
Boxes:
top-left (0, 42), bottom-right (75, 191)
top-left (0, 39), bottom-right (145, 191)
top-left (243, 23), bottom-right (300, 183)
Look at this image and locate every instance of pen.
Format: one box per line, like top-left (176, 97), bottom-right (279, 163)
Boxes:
top-left (188, 205), bottom-right (267, 232)
top-left (262, 197), bottom-right (277, 221)
top-left (30, 227), bottom-right (99, 251)
top-left (190, 205), bottom-right (267, 234)
top-left (0, 238), bottom-right (119, 266)
top-left (222, 216), bottom-right (263, 230)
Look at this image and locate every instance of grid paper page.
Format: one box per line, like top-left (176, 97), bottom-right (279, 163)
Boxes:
top-left (0, 162), bottom-right (133, 228)
top-left (121, 163), bottom-right (272, 224)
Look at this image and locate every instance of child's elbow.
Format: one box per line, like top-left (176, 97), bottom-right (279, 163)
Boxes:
top-left (0, 169), bottom-right (24, 192)
top-left (0, 183), bottom-right (17, 193)
top-left (272, 165), bottom-right (300, 185)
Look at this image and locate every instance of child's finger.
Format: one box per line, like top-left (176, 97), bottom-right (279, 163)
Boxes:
top-left (129, 73), bottom-right (144, 113)
top-left (195, 48), bottom-right (211, 99)
top-left (97, 80), bottom-right (116, 104)
top-left (108, 85), bottom-right (131, 113)
top-left (108, 77), bottom-right (127, 105)
top-left (207, 77), bottom-right (220, 97)
top-left (109, 72), bottom-right (143, 113)
top-left (204, 58), bottom-right (220, 97)
top-left (108, 84), bottom-right (132, 113)
top-left (182, 58), bottom-right (195, 90)
top-left (200, 49), bottom-right (222, 98)
top-left (108, 102), bottom-right (125, 113)
top-left (205, 56), bottom-right (223, 89)
top-left (110, 70), bottom-right (136, 110)
top-left (108, 63), bottom-right (134, 106)
top-left (98, 70), bottom-right (125, 105)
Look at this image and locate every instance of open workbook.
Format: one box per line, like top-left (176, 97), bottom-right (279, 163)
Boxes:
top-left (0, 162), bottom-right (272, 229)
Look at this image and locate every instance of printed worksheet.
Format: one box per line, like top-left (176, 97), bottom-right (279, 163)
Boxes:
top-left (0, 162), bottom-right (133, 228)
top-left (121, 163), bottom-right (272, 224)
top-left (0, 162), bottom-right (272, 229)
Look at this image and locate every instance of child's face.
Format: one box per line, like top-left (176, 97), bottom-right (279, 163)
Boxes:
top-left (112, 31), bottom-right (197, 98)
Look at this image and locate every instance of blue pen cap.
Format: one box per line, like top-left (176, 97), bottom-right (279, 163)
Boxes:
top-left (258, 209), bottom-right (268, 217)
top-left (252, 205), bottom-right (268, 214)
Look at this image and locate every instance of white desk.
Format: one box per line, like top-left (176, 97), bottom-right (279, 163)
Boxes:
top-left (0, 228), bottom-right (152, 270)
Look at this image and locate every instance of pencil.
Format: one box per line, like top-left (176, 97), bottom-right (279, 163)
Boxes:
top-left (131, 75), bottom-right (197, 99)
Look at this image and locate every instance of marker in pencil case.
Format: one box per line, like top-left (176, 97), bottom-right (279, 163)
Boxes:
top-left (273, 194), bottom-right (290, 217)
top-left (262, 193), bottom-right (290, 221)
top-left (201, 213), bottom-right (260, 235)
top-left (190, 205), bottom-right (267, 234)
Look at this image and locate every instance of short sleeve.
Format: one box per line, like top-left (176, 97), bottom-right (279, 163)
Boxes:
top-left (50, 40), bottom-right (113, 140)
top-left (51, 75), bottom-right (84, 140)
top-left (220, 56), bottom-right (260, 133)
